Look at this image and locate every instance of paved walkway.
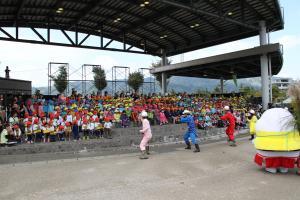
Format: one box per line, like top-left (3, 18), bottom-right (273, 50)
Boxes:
top-left (0, 138), bottom-right (299, 200)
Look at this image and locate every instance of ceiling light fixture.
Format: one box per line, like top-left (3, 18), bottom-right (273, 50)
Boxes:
top-left (56, 7), bottom-right (64, 14)
top-left (114, 18), bottom-right (121, 23)
top-left (190, 23), bottom-right (199, 28)
top-left (144, 0), bottom-right (150, 4)
top-left (228, 12), bottom-right (233, 16)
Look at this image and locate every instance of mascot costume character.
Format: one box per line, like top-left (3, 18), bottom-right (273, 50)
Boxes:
top-left (254, 82), bottom-right (300, 174)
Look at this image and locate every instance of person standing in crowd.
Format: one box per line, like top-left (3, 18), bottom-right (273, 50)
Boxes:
top-left (120, 111), bottom-right (130, 128)
top-left (159, 110), bottom-right (168, 125)
top-left (180, 110), bottom-right (200, 153)
top-left (104, 119), bottom-right (113, 139)
top-left (48, 121), bottom-right (56, 142)
top-left (25, 120), bottom-right (33, 143)
top-left (94, 117), bottom-right (103, 138)
top-left (88, 118), bottom-right (95, 138)
top-left (139, 111), bottom-right (152, 159)
top-left (42, 123), bottom-right (50, 143)
top-left (0, 123), bottom-right (9, 145)
top-left (247, 109), bottom-right (257, 140)
top-left (82, 117), bottom-right (89, 140)
top-left (13, 124), bottom-right (22, 143)
top-left (220, 106), bottom-right (236, 147)
top-left (72, 119), bottom-right (80, 141)
top-left (32, 118), bottom-right (41, 143)
top-left (64, 121), bottom-right (72, 141)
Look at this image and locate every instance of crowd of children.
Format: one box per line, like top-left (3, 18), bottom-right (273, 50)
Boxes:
top-left (0, 92), bottom-right (253, 145)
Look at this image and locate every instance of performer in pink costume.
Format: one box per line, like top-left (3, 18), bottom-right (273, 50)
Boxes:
top-left (139, 111), bottom-right (152, 159)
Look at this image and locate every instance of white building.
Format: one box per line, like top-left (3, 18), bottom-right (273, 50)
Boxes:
top-left (272, 77), bottom-right (294, 90)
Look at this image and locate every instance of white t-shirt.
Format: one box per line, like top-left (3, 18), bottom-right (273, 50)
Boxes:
top-left (104, 122), bottom-right (112, 129)
top-left (66, 115), bottom-right (73, 122)
top-left (13, 129), bottom-right (22, 137)
top-left (33, 124), bottom-right (40, 131)
top-left (88, 122), bottom-right (95, 130)
top-left (9, 117), bottom-right (19, 125)
top-left (48, 126), bottom-right (55, 132)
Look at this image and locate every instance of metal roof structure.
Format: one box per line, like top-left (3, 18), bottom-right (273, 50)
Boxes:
top-left (0, 0), bottom-right (283, 56)
top-left (150, 43), bottom-right (283, 79)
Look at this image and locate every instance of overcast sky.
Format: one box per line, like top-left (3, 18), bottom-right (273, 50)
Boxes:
top-left (0, 0), bottom-right (299, 87)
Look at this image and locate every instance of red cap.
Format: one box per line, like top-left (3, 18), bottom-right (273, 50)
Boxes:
top-left (40, 112), bottom-right (45, 118)
top-left (26, 121), bottom-right (32, 126)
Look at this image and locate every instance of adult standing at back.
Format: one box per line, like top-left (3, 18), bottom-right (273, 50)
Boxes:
top-left (220, 106), bottom-right (236, 147)
top-left (180, 110), bottom-right (200, 153)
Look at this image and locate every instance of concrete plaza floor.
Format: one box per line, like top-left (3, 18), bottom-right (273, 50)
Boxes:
top-left (0, 138), bottom-right (299, 200)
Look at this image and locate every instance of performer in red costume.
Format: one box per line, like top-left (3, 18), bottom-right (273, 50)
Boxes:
top-left (220, 106), bottom-right (236, 147)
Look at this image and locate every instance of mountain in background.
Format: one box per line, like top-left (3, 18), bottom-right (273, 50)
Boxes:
top-left (33, 76), bottom-right (261, 95)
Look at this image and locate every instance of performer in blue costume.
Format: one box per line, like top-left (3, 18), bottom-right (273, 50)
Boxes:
top-left (180, 110), bottom-right (200, 153)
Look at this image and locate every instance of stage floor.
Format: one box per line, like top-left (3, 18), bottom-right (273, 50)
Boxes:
top-left (0, 138), bottom-right (299, 200)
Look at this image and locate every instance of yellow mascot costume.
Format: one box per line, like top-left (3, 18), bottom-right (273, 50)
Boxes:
top-left (254, 83), bottom-right (300, 174)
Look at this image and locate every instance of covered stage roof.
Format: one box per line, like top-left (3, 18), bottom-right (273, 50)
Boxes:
top-left (150, 43), bottom-right (283, 79)
top-left (0, 0), bottom-right (283, 56)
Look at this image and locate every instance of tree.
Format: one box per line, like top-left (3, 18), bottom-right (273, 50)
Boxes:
top-left (51, 65), bottom-right (68, 94)
top-left (34, 89), bottom-right (41, 97)
top-left (213, 85), bottom-right (221, 93)
top-left (196, 88), bottom-right (210, 97)
top-left (287, 82), bottom-right (300, 133)
top-left (92, 66), bottom-right (107, 93)
top-left (128, 71), bottom-right (144, 93)
top-left (150, 58), bottom-right (172, 89)
top-left (239, 85), bottom-right (256, 97)
top-left (272, 85), bottom-right (286, 102)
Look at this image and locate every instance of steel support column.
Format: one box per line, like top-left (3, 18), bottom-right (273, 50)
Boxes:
top-left (161, 72), bottom-right (167, 95)
top-left (161, 50), bottom-right (167, 95)
top-left (220, 77), bottom-right (224, 94)
top-left (268, 55), bottom-right (273, 103)
top-left (259, 21), bottom-right (269, 110)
